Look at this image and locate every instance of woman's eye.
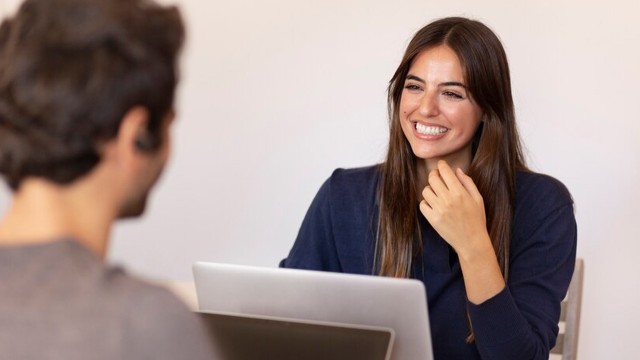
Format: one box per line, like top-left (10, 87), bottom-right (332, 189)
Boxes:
top-left (404, 84), bottom-right (422, 91)
top-left (443, 91), bottom-right (463, 99)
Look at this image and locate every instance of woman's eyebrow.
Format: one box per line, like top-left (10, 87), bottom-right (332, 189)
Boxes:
top-left (406, 74), bottom-right (425, 83)
top-left (440, 81), bottom-right (466, 88)
top-left (406, 75), bottom-right (466, 88)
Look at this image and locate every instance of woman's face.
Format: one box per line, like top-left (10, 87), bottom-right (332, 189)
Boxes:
top-left (399, 45), bottom-right (483, 171)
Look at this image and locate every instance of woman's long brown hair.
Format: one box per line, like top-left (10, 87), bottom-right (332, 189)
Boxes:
top-left (376, 17), bottom-right (527, 341)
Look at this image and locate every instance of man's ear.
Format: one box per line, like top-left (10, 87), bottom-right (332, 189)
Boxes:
top-left (116, 106), bottom-right (151, 156)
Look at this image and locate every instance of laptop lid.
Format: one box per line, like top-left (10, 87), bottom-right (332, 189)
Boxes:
top-left (193, 262), bottom-right (433, 360)
top-left (198, 311), bottom-right (394, 360)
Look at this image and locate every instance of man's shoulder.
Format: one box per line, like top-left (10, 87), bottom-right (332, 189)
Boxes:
top-left (102, 267), bottom-right (213, 358)
top-left (0, 240), bottom-right (213, 359)
top-left (96, 263), bottom-right (197, 327)
top-left (53, 240), bottom-right (211, 357)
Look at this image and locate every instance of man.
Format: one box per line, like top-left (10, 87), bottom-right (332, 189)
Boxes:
top-left (0, 0), bottom-right (214, 358)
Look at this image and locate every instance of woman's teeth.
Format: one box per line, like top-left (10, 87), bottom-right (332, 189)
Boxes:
top-left (415, 123), bottom-right (448, 135)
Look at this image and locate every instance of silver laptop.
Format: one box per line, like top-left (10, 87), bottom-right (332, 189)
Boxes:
top-left (193, 262), bottom-right (433, 360)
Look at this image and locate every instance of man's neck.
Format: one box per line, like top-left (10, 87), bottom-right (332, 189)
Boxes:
top-left (0, 178), bottom-right (118, 259)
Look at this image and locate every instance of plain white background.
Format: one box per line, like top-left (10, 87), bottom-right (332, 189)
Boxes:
top-left (1, 0), bottom-right (639, 359)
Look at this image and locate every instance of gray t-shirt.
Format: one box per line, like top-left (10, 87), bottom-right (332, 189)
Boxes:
top-left (0, 239), bottom-right (214, 359)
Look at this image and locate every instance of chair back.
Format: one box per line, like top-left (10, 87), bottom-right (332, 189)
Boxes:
top-left (550, 258), bottom-right (584, 360)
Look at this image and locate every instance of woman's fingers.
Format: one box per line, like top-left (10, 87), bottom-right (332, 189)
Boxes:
top-left (455, 167), bottom-right (484, 204)
top-left (419, 199), bottom-right (432, 215)
top-left (424, 161), bottom-right (465, 208)
top-left (422, 161), bottom-right (484, 215)
top-left (436, 160), bottom-right (466, 194)
top-left (426, 169), bottom-right (447, 197)
top-left (421, 184), bottom-right (439, 209)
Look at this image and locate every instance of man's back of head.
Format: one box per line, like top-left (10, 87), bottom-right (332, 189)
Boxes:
top-left (0, 0), bottom-right (184, 190)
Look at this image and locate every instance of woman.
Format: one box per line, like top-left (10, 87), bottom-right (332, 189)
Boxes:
top-left (281, 17), bottom-right (576, 359)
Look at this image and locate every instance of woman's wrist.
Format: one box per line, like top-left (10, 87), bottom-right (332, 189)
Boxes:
top-left (456, 231), bottom-right (493, 263)
top-left (457, 233), bottom-right (506, 304)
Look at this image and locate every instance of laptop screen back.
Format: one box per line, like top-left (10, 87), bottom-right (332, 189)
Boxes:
top-left (193, 262), bottom-right (433, 360)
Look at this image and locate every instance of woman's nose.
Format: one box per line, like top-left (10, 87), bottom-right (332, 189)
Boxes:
top-left (418, 91), bottom-right (439, 117)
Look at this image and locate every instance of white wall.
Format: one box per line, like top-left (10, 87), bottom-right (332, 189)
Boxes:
top-left (1, 0), bottom-right (639, 359)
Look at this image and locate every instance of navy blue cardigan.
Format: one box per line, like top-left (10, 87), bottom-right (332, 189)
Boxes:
top-left (281, 165), bottom-right (577, 360)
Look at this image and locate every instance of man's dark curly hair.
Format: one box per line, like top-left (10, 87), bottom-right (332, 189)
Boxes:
top-left (0, 0), bottom-right (184, 190)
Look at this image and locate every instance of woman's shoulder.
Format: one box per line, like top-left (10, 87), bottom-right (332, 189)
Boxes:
top-left (328, 164), bottom-right (381, 186)
top-left (317, 164), bottom-right (381, 207)
top-left (514, 169), bottom-right (575, 229)
top-left (511, 170), bottom-right (577, 264)
top-left (515, 169), bottom-right (573, 206)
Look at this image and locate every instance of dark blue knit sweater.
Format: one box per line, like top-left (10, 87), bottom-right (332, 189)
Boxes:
top-left (281, 165), bottom-right (577, 360)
